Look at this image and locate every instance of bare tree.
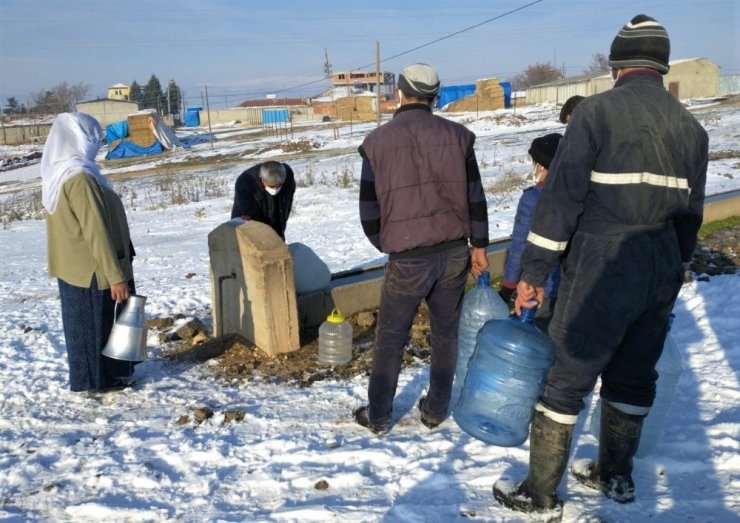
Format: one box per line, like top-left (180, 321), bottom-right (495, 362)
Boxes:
top-left (584, 52), bottom-right (610, 74)
top-left (30, 81), bottom-right (90, 114)
top-left (510, 62), bottom-right (563, 90)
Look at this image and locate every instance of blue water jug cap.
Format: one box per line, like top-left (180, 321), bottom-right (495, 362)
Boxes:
top-left (518, 305), bottom-right (538, 322)
top-left (477, 271), bottom-right (491, 286)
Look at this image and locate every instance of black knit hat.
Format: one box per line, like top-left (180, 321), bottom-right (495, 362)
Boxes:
top-left (398, 63), bottom-right (441, 99)
top-left (608, 14), bottom-right (670, 74)
top-left (529, 133), bottom-right (563, 169)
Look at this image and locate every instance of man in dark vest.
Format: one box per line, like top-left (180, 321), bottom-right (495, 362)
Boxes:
top-left (353, 63), bottom-right (490, 435)
top-left (493, 14), bottom-right (708, 519)
top-left (231, 161), bottom-right (296, 240)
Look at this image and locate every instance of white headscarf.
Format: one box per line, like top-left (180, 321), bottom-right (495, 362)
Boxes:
top-left (41, 112), bottom-right (112, 214)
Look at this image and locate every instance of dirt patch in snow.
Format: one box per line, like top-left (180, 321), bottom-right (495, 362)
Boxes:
top-left (160, 304), bottom-right (432, 387)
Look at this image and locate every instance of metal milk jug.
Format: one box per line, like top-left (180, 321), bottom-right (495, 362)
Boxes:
top-left (102, 294), bottom-right (148, 361)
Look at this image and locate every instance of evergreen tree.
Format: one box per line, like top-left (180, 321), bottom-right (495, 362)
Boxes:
top-left (142, 74), bottom-right (165, 113)
top-left (129, 80), bottom-right (143, 103)
top-left (166, 79), bottom-right (182, 116)
top-left (4, 97), bottom-right (21, 115)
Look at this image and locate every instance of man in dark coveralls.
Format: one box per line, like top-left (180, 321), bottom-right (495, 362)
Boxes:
top-left (493, 14), bottom-right (708, 519)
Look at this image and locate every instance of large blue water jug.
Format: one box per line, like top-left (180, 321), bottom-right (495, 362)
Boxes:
top-left (454, 306), bottom-right (555, 446)
top-left (455, 271), bottom-right (510, 389)
top-left (590, 314), bottom-right (683, 457)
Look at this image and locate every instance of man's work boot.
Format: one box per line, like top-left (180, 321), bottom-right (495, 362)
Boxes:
top-left (572, 400), bottom-right (645, 503)
top-left (493, 408), bottom-right (575, 522)
top-left (418, 396), bottom-right (445, 429)
top-left (353, 406), bottom-right (389, 436)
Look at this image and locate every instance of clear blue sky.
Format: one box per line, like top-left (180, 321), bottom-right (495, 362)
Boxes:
top-left (1, 0), bottom-right (737, 109)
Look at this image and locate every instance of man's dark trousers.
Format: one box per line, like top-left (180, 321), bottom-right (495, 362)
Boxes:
top-left (368, 245), bottom-right (470, 426)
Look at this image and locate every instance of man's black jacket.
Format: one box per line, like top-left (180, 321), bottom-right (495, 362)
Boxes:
top-left (231, 163), bottom-right (296, 239)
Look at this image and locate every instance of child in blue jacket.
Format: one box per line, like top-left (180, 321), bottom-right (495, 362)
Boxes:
top-left (500, 133), bottom-right (563, 332)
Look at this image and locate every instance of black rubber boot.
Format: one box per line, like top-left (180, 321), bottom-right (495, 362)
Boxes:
top-left (572, 400), bottom-right (645, 503)
top-left (493, 410), bottom-right (575, 521)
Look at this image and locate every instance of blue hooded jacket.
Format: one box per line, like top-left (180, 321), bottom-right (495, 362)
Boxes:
top-left (503, 183), bottom-right (560, 298)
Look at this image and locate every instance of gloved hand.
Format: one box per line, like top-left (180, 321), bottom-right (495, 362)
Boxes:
top-left (499, 286), bottom-right (514, 303)
top-left (499, 286), bottom-right (516, 309)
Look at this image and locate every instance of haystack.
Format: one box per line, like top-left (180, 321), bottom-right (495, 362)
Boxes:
top-left (127, 110), bottom-right (158, 147)
top-left (127, 109), bottom-right (182, 148)
top-left (444, 78), bottom-right (505, 112)
top-left (335, 96), bottom-right (376, 121)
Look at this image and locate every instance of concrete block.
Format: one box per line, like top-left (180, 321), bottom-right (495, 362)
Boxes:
top-left (208, 220), bottom-right (300, 356)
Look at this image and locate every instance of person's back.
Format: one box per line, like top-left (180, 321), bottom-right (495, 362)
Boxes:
top-left (360, 103), bottom-right (474, 254)
top-left (558, 72), bottom-right (707, 239)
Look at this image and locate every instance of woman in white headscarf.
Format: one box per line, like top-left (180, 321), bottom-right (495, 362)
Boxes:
top-left (42, 112), bottom-right (136, 393)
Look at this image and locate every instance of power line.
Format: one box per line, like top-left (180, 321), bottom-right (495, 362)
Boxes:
top-left (355, 0), bottom-right (545, 70)
top-left (218, 0), bottom-right (546, 99)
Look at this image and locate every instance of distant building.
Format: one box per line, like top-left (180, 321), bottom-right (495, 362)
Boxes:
top-left (311, 86), bottom-right (395, 120)
top-left (76, 99), bottom-right (140, 127)
top-left (719, 74), bottom-right (740, 95)
top-left (525, 58), bottom-right (720, 104)
top-left (107, 83), bottom-right (131, 101)
top-left (664, 58), bottom-right (720, 99)
top-left (331, 70), bottom-right (396, 98)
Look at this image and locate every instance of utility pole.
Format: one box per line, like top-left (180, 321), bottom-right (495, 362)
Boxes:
top-left (375, 40), bottom-right (381, 126)
top-left (324, 48), bottom-right (339, 139)
top-left (205, 85), bottom-right (214, 150)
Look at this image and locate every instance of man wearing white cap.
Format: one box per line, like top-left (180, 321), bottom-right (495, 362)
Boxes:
top-left (353, 63), bottom-right (489, 435)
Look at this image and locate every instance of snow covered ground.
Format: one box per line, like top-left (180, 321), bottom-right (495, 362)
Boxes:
top-left (0, 101), bottom-right (738, 522)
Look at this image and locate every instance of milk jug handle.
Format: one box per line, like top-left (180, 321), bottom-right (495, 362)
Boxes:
top-left (113, 296), bottom-right (129, 320)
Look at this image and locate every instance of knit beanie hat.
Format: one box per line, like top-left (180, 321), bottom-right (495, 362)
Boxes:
top-left (608, 14), bottom-right (670, 74)
top-left (398, 63), bottom-right (441, 99)
top-left (529, 133), bottom-right (563, 169)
